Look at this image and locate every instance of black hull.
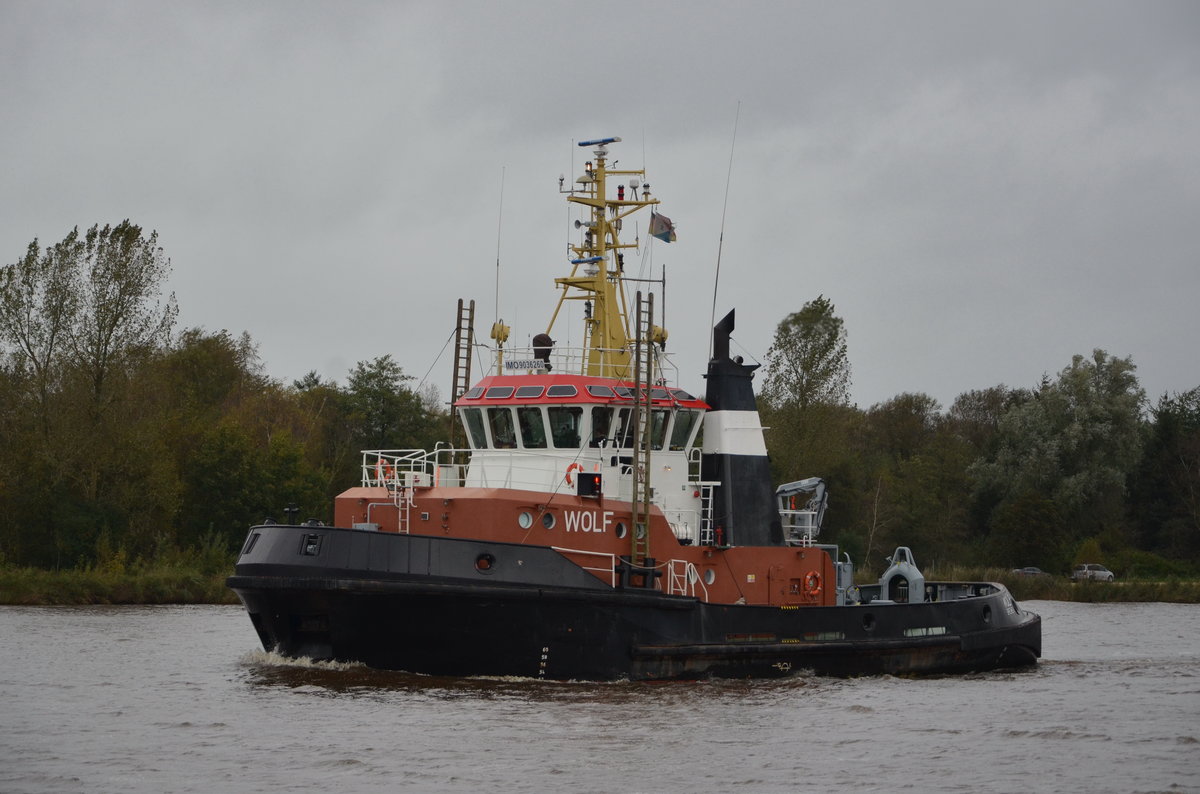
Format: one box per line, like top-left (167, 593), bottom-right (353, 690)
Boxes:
top-left (228, 525), bottom-right (1041, 681)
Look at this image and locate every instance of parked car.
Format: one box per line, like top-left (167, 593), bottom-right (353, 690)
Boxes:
top-left (1011, 566), bottom-right (1050, 577)
top-left (1071, 563), bottom-right (1115, 582)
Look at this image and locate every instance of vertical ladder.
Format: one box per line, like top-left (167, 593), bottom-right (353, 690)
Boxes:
top-left (449, 299), bottom-right (475, 448)
top-left (630, 291), bottom-right (654, 570)
top-left (581, 300), bottom-right (594, 375)
top-left (395, 485), bottom-right (413, 534)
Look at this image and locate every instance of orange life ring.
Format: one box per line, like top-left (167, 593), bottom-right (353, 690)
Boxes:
top-left (804, 570), bottom-right (823, 597)
top-left (565, 462), bottom-right (585, 486)
top-left (376, 459), bottom-right (395, 483)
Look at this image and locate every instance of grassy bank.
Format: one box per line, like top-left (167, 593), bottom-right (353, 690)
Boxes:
top-left (0, 566), bottom-right (239, 605)
top-left (922, 564), bottom-right (1200, 603)
top-left (1002, 576), bottom-right (1200, 604)
top-left (0, 557), bottom-right (240, 606)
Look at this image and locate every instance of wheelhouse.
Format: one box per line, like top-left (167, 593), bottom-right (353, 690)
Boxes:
top-left (455, 374), bottom-right (708, 454)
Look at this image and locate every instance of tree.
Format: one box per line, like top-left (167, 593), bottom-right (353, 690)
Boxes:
top-left (759, 298), bottom-right (860, 555)
top-left (346, 355), bottom-right (437, 450)
top-left (177, 423), bottom-right (263, 548)
top-left (867, 392), bottom-right (942, 463)
top-left (68, 221), bottom-right (178, 411)
top-left (947, 386), bottom-right (1032, 452)
top-left (0, 222), bottom-right (178, 565)
top-left (761, 295), bottom-right (851, 411)
top-left (156, 328), bottom-right (264, 417)
top-left (985, 492), bottom-right (1069, 571)
top-left (1130, 387), bottom-right (1200, 561)
top-left (0, 231), bottom-right (82, 441)
top-left (969, 349), bottom-right (1145, 548)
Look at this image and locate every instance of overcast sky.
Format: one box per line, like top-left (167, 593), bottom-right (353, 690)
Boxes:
top-left (3, 1), bottom-right (1197, 410)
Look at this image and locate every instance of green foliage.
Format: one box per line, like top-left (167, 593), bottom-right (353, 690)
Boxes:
top-left (1129, 388), bottom-right (1200, 562)
top-left (0, 223), bottom-right (454, 575)
top-left (1107, 547), bottom-right (1193, 579)
top-left (346, 354), bottom-right (440, 450)
top-left (984, 492), bottom-right (1070, 572)
top-left (1074, 536), bottom-right (1104, 566)
top-left (761, 295), bottom-right (851, 411)
top-left (969, 350), bottom-right (1145, 545)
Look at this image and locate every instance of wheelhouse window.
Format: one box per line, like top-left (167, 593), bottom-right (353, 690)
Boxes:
top-left (670, 409), bottom-right (700, 451)
top-left (517, 406), bottom-right (547, 449)
top-left (461, 408), bottom-right (489, 448)
top-left (605, 407), bottom-right (671, 450)
top-left (649, 408), bottom-right (670, 450)
top-left (547, 406), bottom-right (582, 448)
top-left (613, 407), bottom-right (634, 449)
top-left (590, 406), bottom-right (613, 447)
top-left (488, 407), bottom-right (516, 448)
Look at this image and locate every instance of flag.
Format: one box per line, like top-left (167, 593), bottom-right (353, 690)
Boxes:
top-left (649, 211), bottom-right (677, 243)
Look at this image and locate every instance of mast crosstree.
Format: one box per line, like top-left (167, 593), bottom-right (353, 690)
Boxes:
top-left (548, 137), bottom-right (667, 378)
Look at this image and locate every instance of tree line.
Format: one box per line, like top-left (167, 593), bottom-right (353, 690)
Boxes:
top-left (0, 223), bottom-right (441, 569)
top-left (2, 225), bottom-right (1197, 576)
top-left (760, 295), bottom-right (1200, 577)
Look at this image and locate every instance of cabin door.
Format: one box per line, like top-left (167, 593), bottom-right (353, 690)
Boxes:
top-left (768, 565), bottom-right (788, 606)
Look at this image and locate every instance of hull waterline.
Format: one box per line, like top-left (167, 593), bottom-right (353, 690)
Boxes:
top-left (228, 524), bottom-right (1041, 681)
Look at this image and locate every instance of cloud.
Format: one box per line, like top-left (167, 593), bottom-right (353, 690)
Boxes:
top-left (2, 0), bottom-right (1198, 409)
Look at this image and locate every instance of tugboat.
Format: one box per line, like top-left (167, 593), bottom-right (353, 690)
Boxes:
top-left (228, 137), bottom-right (1041, 680)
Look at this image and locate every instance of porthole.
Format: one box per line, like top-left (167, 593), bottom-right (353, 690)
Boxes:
top-left (703, 569), bottom-right (716, 585)
top-left (862, 613), bottom-right (876, 632)
top-left (542, 512), bottom-right (556, 530)
top-left (614, 522), bottom-right (627, 539)
top-left (475, 553), bottom-right (496, 574)
top-left (517, 511), bottom-right (533, 529)
top-left (982, 605), bottom-right (992, 624)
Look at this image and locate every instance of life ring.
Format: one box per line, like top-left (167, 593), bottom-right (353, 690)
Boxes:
top-left (376, 459), bottom-right (395, 483)
top-left (804, 570), bottom-right (823, 597)
top-left (564, 462), bottom-right (584, 486)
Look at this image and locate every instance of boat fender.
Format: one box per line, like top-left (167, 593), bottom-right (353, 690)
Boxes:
top-left (804, 570), bottom-right (823, 597)
top-left (565, 462), bottom-right (585, 486)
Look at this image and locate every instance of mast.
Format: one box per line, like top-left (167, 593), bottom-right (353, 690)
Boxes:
top-left (549, 137), bottom-right (664, 378)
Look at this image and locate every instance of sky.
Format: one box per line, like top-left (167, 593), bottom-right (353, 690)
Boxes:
top-left (3, 0), bottom-right (1198, 411)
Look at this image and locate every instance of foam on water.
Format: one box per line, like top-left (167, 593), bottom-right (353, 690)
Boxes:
top-left (239, 648), bottom-right (366, 672)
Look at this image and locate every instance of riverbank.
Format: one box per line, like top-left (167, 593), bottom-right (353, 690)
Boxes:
top-left (1003, 576), bottom-right (1200, 603)
top-left (1, 564), bottom-right (1197, 605)
top-left (0, 566), bottom-right (239, 606)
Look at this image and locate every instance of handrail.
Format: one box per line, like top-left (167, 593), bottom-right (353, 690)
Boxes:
top-left (551, 546), bottom-right (707, 599)
top-left (779, 509), bottom-right (821, 545)
top-left (484, 342), bottom-right (680, 384)
top-left (551, 546), bottom-right (617, 587)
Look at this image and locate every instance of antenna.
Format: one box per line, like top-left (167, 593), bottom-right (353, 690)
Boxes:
top-left (494, 166), bottom-right (505, 329)
top-left (709, 101), bottom-right (741, 361)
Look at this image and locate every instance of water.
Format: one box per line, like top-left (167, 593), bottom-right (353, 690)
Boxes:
top-left (1, 601), bottom-right (1196, 793)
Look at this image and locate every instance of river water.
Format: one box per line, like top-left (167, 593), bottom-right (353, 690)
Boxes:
top-left (1, 600), bottom-right (1197, 793)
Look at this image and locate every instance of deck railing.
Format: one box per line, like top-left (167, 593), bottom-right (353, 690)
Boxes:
top-left (485, 342), bottom-right (680, 384)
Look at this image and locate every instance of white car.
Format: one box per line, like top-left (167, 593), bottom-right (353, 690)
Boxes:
top-left (1071, 563), bottom-right (1115, 582)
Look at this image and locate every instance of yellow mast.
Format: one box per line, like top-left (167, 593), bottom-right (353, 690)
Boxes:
top-left (549, 137), bottom-right (663, 378)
